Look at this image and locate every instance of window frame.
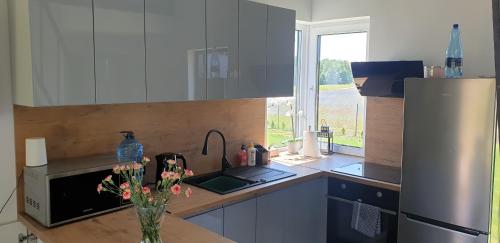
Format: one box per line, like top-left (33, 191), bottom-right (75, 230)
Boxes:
top-left (294, 23), bottom-right (310, 140)
top-left (305, 17), bottom-right (370, 157)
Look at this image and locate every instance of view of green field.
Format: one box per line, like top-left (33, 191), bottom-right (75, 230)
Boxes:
top-left (317, 82), bottom-right (365, 148)
top-left (315, 33), bottom-right (367, 149)
top-left (266, 115), bottom-right (293, 148)
top-left (266, 83), bottom-right (365, 149)
top-left (266, 102), bottom-right (294, 148)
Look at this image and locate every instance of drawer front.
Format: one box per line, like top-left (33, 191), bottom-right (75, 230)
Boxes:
top-left (328, 177), bottom-right (399, 211)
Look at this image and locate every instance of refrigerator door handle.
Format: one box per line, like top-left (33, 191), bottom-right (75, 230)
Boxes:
top-left (402, 212), bottom-right (485, 238)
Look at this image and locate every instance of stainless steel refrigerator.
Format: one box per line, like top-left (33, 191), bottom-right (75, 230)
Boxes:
top-left (398, 78), bottom-right (499, 243)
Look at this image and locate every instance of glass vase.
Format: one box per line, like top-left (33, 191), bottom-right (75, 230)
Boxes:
top-left (136, 205), bottom-right (167, 243)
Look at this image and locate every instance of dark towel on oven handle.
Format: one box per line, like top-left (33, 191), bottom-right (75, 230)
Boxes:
top-left (351, 201), bottom-right (381, 238)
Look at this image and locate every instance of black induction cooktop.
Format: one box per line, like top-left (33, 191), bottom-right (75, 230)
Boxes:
top-left (332, 162), bottom-right (401, 184)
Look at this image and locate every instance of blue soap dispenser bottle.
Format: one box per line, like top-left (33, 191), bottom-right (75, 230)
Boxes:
top-left (116, 131), bottom-right (144, 163)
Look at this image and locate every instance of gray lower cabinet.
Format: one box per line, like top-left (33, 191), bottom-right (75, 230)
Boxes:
top-left (187, 179), bottom-right (327, 243)
top-left (224, 199), bottom-right (257, 243)
top-left (256, 179), bottom-right (327, 243)
top-left (186, 208), bottom-right (224, 236)
top-left (256, 187), bottom-right (289, 243)
top-left (146, 0), bottom-right (207, 102)
top-left (94, 0), bottom-right (146, 104)
top-left (185, 199), bottom-right (257, 243)
top-left (284, 179), bottom-right (327, 243)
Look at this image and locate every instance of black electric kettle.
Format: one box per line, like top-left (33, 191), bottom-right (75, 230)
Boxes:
top-left (155, 153), bottom-right (187, 182)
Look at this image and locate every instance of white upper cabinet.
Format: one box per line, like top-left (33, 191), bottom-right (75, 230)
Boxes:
top-left (206, 0), bottom-right (238, 100)
top-left (266, 5), bottom-right (295, 98)
top-left (238, 0), bottom-right (268, 99)
top-left (10, 0), bottom-right (95, 106)
top-left (146, 0), bottom-right (206, 102)
top-left (94, 0), bottom-right (146, 104)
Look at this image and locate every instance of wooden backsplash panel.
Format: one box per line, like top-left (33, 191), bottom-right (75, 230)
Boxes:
top-left (365, 97), bottom-right (404, 167)
top-left (14, 99), bottom-right (265, 211)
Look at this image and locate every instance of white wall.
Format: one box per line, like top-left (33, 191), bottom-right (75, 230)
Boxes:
top-left (250, 0), bottom-right (312, 21)
top-left (312, 0), bottom-right (495, 77)
top-left (1, 1), bottom-right (44, 241)
top-left (0, 0), bottom-right (17, 224)
top-left (0, 0), bottom-right (20, 230)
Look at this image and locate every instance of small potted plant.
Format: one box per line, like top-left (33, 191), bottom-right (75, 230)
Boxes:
top-left (284, 101), bottom-right (303, 154)
top-left (97, 156), bottom-right (193, 243)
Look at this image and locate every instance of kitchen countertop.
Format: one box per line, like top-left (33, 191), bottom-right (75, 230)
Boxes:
top-left (19, 209), bottom-right (235, 243)
top-left (20, 153), bottom-right (401, 243)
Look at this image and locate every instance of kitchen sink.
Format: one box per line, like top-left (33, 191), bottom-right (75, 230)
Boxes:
top-left (185, 166), bottom-right (296, 195)
top-left (184, 172), bottom-right (258, 194)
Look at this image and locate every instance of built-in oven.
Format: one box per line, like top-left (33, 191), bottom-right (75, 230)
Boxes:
top-left (327, 177), bottom-right (399, 243)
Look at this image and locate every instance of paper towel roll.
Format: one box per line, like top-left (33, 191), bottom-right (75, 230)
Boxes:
top-left (303, 131), bottom-right (321, 158)
top-left (26, 137), bottom-right (47, 167)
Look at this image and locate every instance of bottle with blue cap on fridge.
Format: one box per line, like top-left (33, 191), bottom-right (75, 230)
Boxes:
top-left (117, 131), bottom-right (143, 163)
top-left (444, 24), bottom-right (464, 78)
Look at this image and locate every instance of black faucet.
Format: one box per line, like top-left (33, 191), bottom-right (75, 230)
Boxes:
top-left (202, 129), bottom-right (232, 172)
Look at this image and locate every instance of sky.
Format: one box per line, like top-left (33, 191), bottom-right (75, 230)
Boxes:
top-left (319, 32), bottom-right (368, 62)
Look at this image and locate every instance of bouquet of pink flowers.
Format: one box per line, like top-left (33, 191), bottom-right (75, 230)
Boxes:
top-left (97, 157), bottom-right (194, 208)
top-left (97, 156), bottom-right (194, 243)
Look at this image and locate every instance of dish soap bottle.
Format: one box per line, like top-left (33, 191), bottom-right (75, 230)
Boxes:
top-left (247, 143), bottom-right (257, 166)
top-left (117, 131), bottom-right (143, 163)
top-left (239, 145), bottom-right (248, 166)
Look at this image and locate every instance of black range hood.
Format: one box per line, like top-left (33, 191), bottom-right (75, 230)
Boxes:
top-left (351, 61), bottom-right (424, 98)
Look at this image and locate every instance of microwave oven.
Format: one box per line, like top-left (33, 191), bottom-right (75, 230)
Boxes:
top-left (24, 156), bottom-right (132, 227)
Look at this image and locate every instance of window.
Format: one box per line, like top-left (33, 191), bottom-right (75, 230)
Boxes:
top-left (266, 30), bottom-right (302, 149)
top-left (266, 18), bottom-right (369, 156)
top-left (316, 32), bottom-right (368, 149)
top-left (304, 18), bottom-right (370, 156)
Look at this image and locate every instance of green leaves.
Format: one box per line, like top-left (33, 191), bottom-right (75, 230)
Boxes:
top-left (319, 59), bottom-right (354, 85)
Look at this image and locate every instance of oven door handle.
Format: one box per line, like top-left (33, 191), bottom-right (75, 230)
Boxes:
top-left (327, 195), bottom-right (397, 216)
